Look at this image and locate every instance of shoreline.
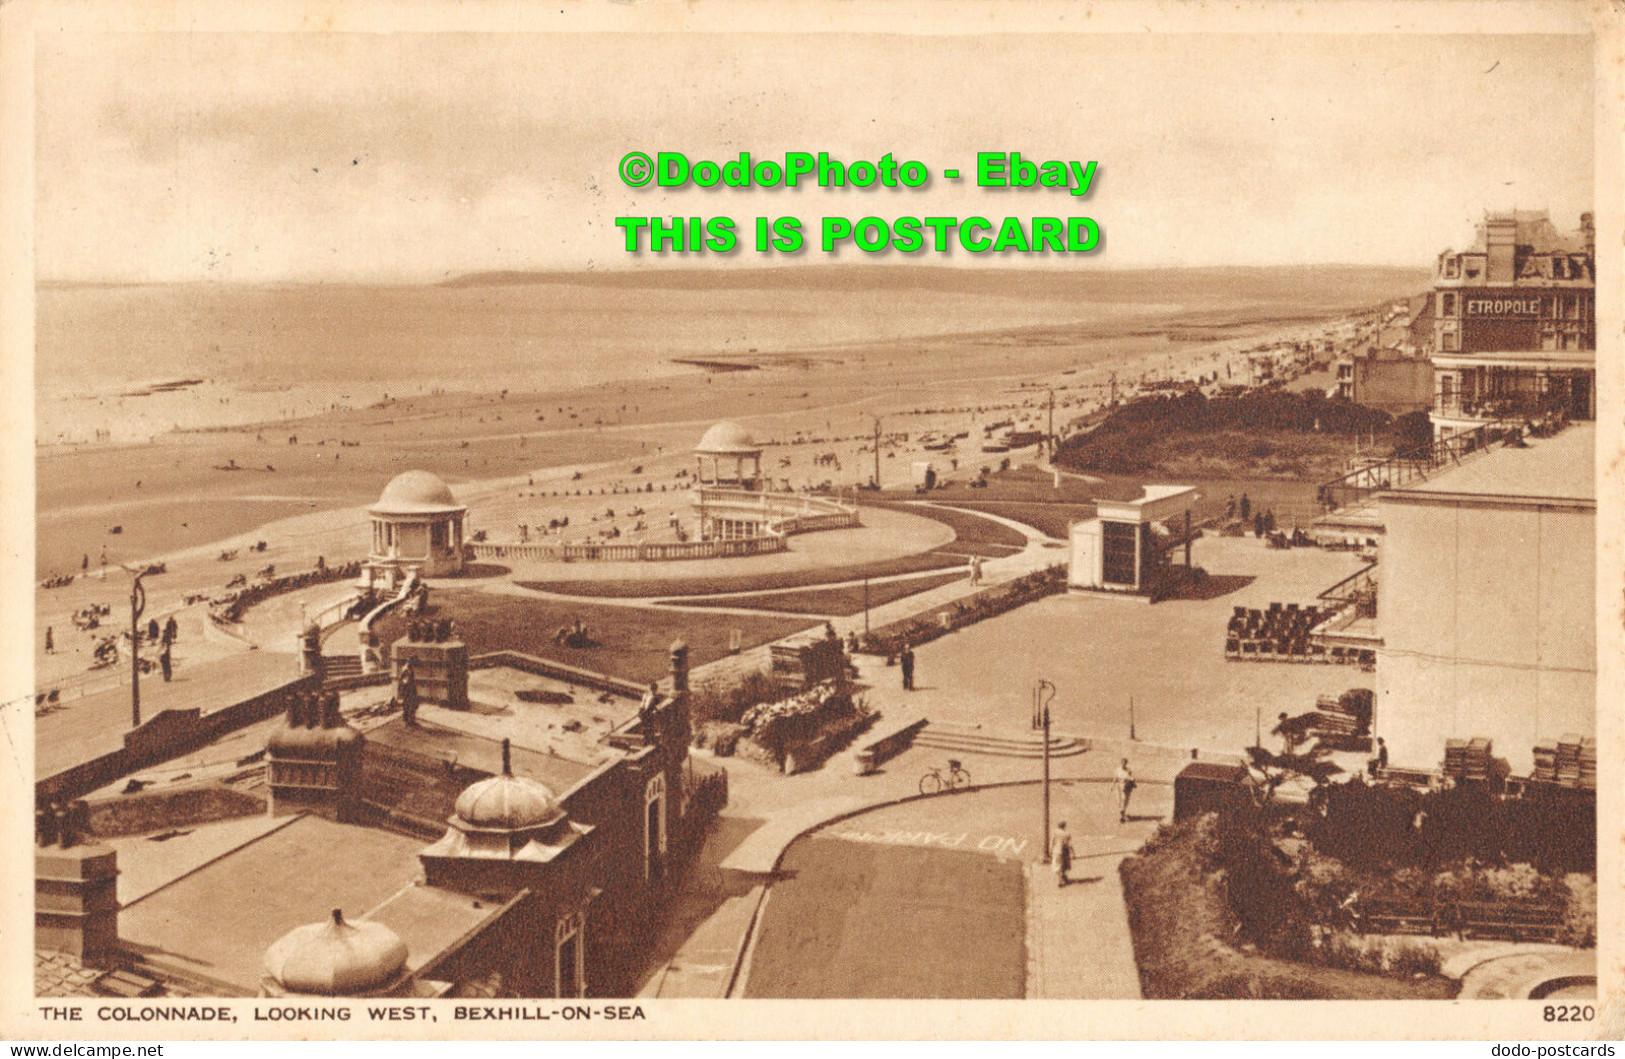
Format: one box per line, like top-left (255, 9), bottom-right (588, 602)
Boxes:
top-left (37, 315), bottom-right (1360, 578)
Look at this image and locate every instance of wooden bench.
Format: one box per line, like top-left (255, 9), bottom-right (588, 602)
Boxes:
top-left (1456, 900), bottom-right (1564, 942)
top-left (1375, 765), bottom-right (1439, 790)
top-left (1359, 898), bottom-right (1438, 936)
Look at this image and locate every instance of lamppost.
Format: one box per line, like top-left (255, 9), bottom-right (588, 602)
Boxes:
top-left (865, 413), bottom-right (881, 489)
top-left (127, 567), bottom-right (147, 728)
top-left (1034, 679), bottom-right (1056, 862)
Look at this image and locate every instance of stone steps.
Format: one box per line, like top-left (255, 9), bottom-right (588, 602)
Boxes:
top-left (321, 654), bottom-right (363, 681)
top-left (914, 724), bottom-right (1090, 760)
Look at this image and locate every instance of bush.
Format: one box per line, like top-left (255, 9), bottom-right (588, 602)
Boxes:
top-left (1559, 874), bottom-right (1597, 947)
top-left (688, 669), bottom-right (782, 726)
top-left (1055, 389), bottom-right (1395, 476)
top-left (1215, 804), bottom-right (1314, 957)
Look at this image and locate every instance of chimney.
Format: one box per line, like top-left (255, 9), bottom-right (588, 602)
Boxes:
top-left (1485, 213), bottom-right (1517, 283)
top-left (1581, 212), bottom-right (1594, 266)
top-left (669, 639), bottom-right (689, 695)
top-left (36, 827), bottom-right (120, 965)
top-left (320, 690), bottom-right (342, 729)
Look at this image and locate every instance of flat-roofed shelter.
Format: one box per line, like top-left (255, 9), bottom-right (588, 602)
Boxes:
top-left (694, 421), bottom-right (762, 489)
top-left (1069, 485), bottom-right (1199, 595)
top-left (366, 471), bottom-right (467, 587)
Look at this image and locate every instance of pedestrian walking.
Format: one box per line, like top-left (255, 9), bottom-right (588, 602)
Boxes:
top-left (159, 641), bottom-right (172, 683)
top-left (1051, 821), bottom-right (1073, 887)
top-left (1115, 758), bottom-right (1135, 823)
top-left (81, 554), bottom-right (89, 573)
top-left (164, 616), bottom-right (178, 645)
top-left (900, 644), bottom-right (916, 691)
top-left (1239, 493), bottom-right (1251, 521)
top-left (44, 626), bottom-right (54, 654)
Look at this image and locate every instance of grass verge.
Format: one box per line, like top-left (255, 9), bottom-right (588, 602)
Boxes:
top-left (373, 589), bottom-right (817, 684)
top-left (662, 570), bottom-right (970, 616)
top-left (519, 551), bottom-right (965, 599)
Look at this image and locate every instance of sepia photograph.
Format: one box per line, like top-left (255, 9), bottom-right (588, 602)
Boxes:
top-left (4, 0), bottom-right (1619, 1042)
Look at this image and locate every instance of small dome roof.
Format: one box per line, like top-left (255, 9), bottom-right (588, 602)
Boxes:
top-left (695, 421), bottom-right (760, 455)
top-left (371, 470), bottom-right (464, 515)
top-left (264, 909), bottom-right (408, 996)
top-left (454, 772), bottom-right (566, 832)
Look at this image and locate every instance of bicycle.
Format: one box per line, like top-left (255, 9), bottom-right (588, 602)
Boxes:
top-left (919, 759), bottom-right (972, 795)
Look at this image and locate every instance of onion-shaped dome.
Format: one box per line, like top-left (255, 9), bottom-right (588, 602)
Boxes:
top-left (452, 739), bottom-right (565, 832)
top-left (264, 909), bottom-right (408, 996)
top-left (454, 773), bottom-right (565, 832)
top-left (370, 470), bottom-right (464, 515)
top-left (694, 421), bottom-right (759, 455)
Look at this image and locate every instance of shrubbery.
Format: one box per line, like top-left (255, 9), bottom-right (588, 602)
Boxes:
top-left (688, 669), bottom-right (781, 726)
top-left (1055, 389), bottom-right (1395, 476)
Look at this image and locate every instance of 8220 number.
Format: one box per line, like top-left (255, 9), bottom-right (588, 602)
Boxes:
top-left (1543, 1005), bottom-right (1594, 1022)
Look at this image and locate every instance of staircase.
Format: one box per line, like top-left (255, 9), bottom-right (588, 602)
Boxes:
top-left (914, 722), bottom-right (1089, 759)
top-left (321, 654), bottom-right (363, 682)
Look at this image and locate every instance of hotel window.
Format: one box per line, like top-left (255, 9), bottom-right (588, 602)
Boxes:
top-left (1443, 257), bottom-right (1460, 279)
top-left (555, 910), bottom-right (585, 998)
top-left (1440, 293), bottom-right (1456, 317)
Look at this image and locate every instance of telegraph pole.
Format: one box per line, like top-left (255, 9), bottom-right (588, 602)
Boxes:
top-left (128, 568), bottom-right (147, 728)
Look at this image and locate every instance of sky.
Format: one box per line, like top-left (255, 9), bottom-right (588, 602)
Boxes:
top-left (34, 30), bottom-right (1595, 282)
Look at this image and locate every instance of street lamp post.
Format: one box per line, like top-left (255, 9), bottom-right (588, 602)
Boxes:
top-left (867, 414), bottom-right (881, 489)
top-left (128, 569), bottom-right (147, 728)
top-left (1034, 679), bottom-right (1056, 862)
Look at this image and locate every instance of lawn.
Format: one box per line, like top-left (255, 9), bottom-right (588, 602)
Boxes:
top-left (878, 462), bottom-right (1100, 504)
top-left (372, 589), bottom-right (818, 685)
top-left (1119, 816), bottom-right (1458, 999)
top-left (663, 570), bottom-right (969, 616)
top-left (932, 501), bottom-right (1093, 540)
top-left (858, 500), bottom-right (1028, 556)
top-left (519, 551), bottom-right (966, 599)
top-left (744, 838), bottom-right (1026, 998)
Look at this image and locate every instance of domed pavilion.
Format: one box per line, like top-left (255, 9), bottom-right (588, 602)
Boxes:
top-left (694, 421), bottom-right (762, 489)
top-left (365, 470), bottom-right (467, 587)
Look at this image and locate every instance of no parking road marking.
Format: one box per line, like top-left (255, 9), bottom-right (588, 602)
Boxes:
top-left (822, 828), bottom-right (1031, 859)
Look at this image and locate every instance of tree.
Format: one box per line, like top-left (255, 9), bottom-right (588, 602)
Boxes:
top-left (1245, 715), bottom-right (1345, 805)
